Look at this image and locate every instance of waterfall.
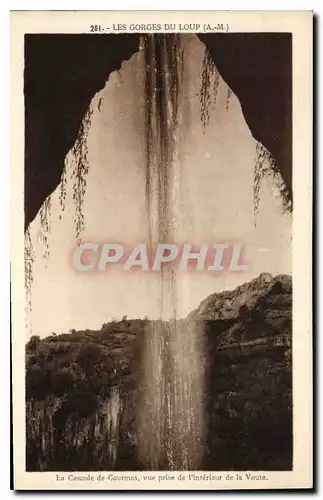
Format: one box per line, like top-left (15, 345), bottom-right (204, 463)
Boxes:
top-left (137, 34), bottom-right (204, 470)
top-left (25, 32), bottom-right (292, 471)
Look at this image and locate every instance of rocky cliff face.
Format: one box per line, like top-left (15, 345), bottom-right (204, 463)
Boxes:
top-left (197, 273), bottom-right (292, 470)
top-left (26, 273), bottom-right (292, 471)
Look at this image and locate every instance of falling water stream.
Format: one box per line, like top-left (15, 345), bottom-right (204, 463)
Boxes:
top-left (137, 34), bottom-right (205, 470)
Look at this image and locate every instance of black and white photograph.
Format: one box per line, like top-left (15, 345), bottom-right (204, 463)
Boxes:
top-left (10, 10), bottom-right (313, 490)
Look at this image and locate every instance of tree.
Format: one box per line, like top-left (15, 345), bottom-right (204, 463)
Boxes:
top-left (26, 335), bottom-right (41, 351)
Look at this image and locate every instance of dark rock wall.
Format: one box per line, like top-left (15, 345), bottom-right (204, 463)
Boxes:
top-left (201, 274), bottom-right (292, 470)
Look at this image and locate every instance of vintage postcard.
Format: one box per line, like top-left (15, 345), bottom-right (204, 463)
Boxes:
top-left (11, 11), bottom-right (313, 490)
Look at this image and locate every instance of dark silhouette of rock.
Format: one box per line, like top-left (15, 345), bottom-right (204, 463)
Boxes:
top-left (25, 34), bottom-right (291, 228)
